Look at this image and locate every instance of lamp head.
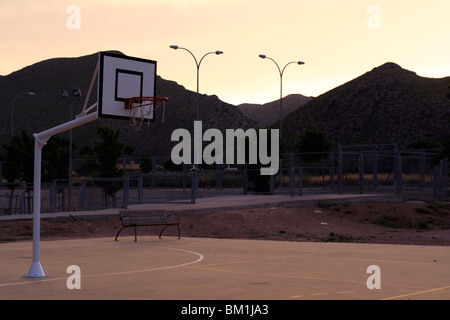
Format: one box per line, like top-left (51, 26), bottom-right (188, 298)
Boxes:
top-left (215, 51), bottom-right (224, 55)
top-left (259, 54), bottom-right (266, 59)
top-left (298, 61), bottom-right (305, 65)
top-left (170, 45), bottom-right (179, 50)
top-left (28, 92), bottom-right (35, 96)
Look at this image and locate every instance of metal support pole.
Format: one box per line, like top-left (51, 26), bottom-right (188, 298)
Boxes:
top-left (25, 110), bottom-right (98, 278)
top-left (25, 138), bottom-right (46, 277)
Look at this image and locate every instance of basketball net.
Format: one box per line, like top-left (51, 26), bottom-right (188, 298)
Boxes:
top-left (125, 97), bottom-right (168, 131)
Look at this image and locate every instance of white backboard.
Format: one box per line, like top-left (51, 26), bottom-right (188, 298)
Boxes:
top-left (98, 52), bottom-right (157, 120)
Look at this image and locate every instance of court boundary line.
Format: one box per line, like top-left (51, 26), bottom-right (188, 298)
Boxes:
top-left (381, 285), bottom-right (450, 300)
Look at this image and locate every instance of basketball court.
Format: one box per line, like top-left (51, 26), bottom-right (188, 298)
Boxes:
top-left (1, 234), bottom-right (449, 300)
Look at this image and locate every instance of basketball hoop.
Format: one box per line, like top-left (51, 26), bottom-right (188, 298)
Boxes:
top-left (125, 96), bottom-right (168, 131)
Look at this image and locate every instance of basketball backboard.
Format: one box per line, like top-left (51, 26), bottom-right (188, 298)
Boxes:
top-left (97, 52), bottom-right (157, 121)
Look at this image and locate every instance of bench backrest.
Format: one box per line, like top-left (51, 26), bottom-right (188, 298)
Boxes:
top-left (119, 210), bottom-right (168, 226)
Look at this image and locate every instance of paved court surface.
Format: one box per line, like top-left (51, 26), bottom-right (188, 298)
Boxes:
top-left (1, 236), bottom-right (449, 300)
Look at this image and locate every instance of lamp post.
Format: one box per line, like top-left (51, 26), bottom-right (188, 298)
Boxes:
top-left (62, 89), bottom-right (81, 212)
top-left (11, 91), bottom-right (36, 137)
top-left (258, 55), bottom-right (304, 140)
top-left (170, 45), bottom-right (223, 121)
top-left (170, 45), bottom-right (223, 203)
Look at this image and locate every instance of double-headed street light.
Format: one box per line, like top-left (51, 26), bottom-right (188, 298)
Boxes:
top-left (170, 45), bottom-right (223, 203)
top-left (259, 54), bottom-right (304, 140)
top-left (170, 45), bottom-right (223, 121)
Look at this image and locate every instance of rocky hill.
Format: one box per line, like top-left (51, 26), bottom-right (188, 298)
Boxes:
top-left (282, 62), bottom-right (450, 149)
top-left (0, 51), bottom-right (255, 157)
top-left (237, 94), bottom-right (313, 128)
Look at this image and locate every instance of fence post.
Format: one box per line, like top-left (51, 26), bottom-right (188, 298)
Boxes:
top-left (270, 174), bottom-right (275, 194)
top-left (138, 175), bottom-right (143, 204)
top-left (151, 157), bottom-right (156, 189)
top-left (359, 153), bottom-right (364, 194)
top-left (81, 183), bottom-right (86, 211)
top-left (123, 176), bottom-right (129, 209)
top-left (439, 159), bottom-right (445, 201)
top-left (182, 164), bottom-right (187, 190)
top-left (279, 157), bottom-right (283, 189)
top-left (444, 159), bottom-right (448, 198)
top-left (338, 144), bottom-right (343, 194)
top-left (329, 152), bottom-right (335, 191)
top-left (243, 168), bottom-right (248, 195)
top-left (419, 150), bottom-right (425, 191)
top-left (216, 164), bottom-right (222, 190)
top-left (394, 143), bottom-right (402, 195)
top-left (433, 166), bottom-right (439, 200)
top-left (191, 172), bottom-right (196, 204)
top-left (19, 191), bottom-right (26, 215)
top-left (289, 153), bottom-right (295, 197)
top-left (51, 181), bottom-right (56, 213)
top-left (373, 151), bottom-right (378, 191)
top-left (298, 167), bottom-right (303, 195)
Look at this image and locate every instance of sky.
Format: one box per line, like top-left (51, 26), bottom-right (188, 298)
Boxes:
top-left (1, 0), bottom-right (450, 105)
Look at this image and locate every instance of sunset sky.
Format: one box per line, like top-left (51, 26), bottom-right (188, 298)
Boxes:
top-left (1, 0), bottom-right (449, 105)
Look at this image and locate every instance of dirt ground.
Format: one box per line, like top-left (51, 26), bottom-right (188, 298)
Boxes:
top-left (1, 201), bottom-right (450, 246)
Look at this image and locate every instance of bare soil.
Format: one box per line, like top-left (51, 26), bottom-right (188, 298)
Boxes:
top-left (1, 201), bottom-right (450, 246)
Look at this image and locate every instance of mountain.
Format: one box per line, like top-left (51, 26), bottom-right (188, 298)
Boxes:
top-left (0, 51), bottom-right (255, 157)
top-left (237, 94), bottom-right (313, 128)
top-left (281, 62), bottom-right (450, 149)
top-left (2, 55), bottom-right (449, 159)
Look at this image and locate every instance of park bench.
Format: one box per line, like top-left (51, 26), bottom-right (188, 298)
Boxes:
top-left (115, 209), bottom-right (180, 241)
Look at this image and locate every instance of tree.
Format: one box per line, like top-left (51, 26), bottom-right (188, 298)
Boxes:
top-left (0, 131), bottom-right (34, 211)
top-left (82, 126), bottom-right (134, 206)
top-left (140, 152), bottom-right (153, 173)
top-left (294, 127), bottom-right (332, 164)
top-left (42, 135), bottom-right (72, 182)
top-left (433, 137), bottom-right (450, 167)
top-left (407, 137), bottom-right (439, 151)
top-left (0, 131), bottom-right (34, 185)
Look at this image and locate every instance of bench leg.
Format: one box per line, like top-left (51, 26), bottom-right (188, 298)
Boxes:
top-left (158, 224), bottom-right (181, 239)
top-left (159, 225), bottom-right (168, 239)
top-left (115, 227), bottom-right (126, 241)
top-left (134, 225), bottom-right (137, 242)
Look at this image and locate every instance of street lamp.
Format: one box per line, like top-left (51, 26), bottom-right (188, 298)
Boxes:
top-left (170, 45), bottom-right (223, 203)
top-left (258, 54), bottom-right (304, 140)
top-left (170, 45), bottom-right (223, 121)
top-left (11, 91), bottom-right (36, 137)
